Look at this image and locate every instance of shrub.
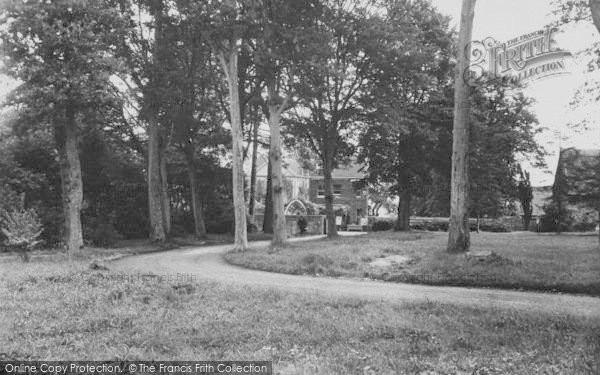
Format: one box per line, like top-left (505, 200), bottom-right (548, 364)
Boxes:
top-left (540, 202), bottom-right (572, 232)
top-left (206, 220), bottom-right (233, 234)
top-left (1, 208), bottom-right (43, 261)
top-left (479, 222), bottom-right (511, 233)
top-left (89, 222), bottom-right (124, 248)
top-left (297, 216), bottom-right (308, 234)
top-left (372, 220), bottom-right (394, 231)
top-left (411, 221), bottom-right (449, 231)
top-left (572, 221), bottom-right (597, 232)
top-left (83, 216), bottom-right (123, 248)
top-left (247, 222), bottom-right (258, 233)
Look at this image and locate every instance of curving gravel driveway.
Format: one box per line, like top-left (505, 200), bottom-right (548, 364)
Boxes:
top-left (113, 235), bottom-right (600, 318)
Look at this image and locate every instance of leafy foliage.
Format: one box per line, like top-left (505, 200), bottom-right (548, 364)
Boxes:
top-left (469, 80), bottom-right (546, 218)
top-left (372, 220), bottom-right (394, 232)
top-left (517, 169), bottom-right (534, 230)
top-left (1, 208), bottom-right (43, 261)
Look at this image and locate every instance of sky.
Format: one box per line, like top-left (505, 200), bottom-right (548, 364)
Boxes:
top-left (2, 1), bottom-right (599, 186)
top-left (430, 0), bottom-right (600, 186)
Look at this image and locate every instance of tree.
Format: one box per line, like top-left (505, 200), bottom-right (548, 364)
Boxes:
top-left (254, 0), bottom-right (321, 247)
top-left (557, 0), bottom-right (600, 33)
top-left (517, 169), bottom-right (534, 230)
top-left (358, 0), bottom-right (454, 231)
top-left (288, 0), bottom-right (378, 238)
top-left (448, 0), bottom-right (476, 253)
top-left (263, 155), bottom-right (274, 233)
top-left (165, 0), bottom-right (229, 239)
top-left (205, 0), bottom-right (250, 251)
top-left (116, 0), bottom-right (174, 242)
top-left (247, 105), bottom-right (262, 223)
top-left (146, 0), bottom-right (173, 241)
top-left (591, 0), bottom-right (600, 32)
top-left (469, 80), bottom-right (544, 221)
top-left (1, 0), bottom-right (130, 253)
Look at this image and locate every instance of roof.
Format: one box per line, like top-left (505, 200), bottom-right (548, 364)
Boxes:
top-left (244, 153), bottom-right (310, 179)
top-left (244, 155), bottom-right (365, 180)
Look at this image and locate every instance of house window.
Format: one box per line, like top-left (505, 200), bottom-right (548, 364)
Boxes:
top-left (352, 180), bottom-right (365, 198)
top-left (317, 184), bottom-right (342, 197)
top-left (333, 184), bottom-right (342, 196)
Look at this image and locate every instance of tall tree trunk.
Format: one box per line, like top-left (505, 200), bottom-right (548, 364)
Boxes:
top-left (323, 160), bottom-right (338, 238)
top-left (219, 49), bottom-right (248, 252)
top-left (159, 144), bottom-right (170, 236)
top-left (268, 89), bottom-right (287, 247)
top-left (523, 209), bottom-right (531, 231)
top-left (248, 116), bottom-right (259, 220)
top-left (395, 189), bottom-right (411, 231)
top-left (448, 0), bottom-right (476, 253)
top-left (263, 154), bottom-right (273, 234)
top-left (185, 147), bottom-right (206, 238)
top-left (146, 0), bottom-right (168, 242)
top-left (57, 105), bottom-right (83, 253)
top-left (148, 114), bottom-right (167, 242)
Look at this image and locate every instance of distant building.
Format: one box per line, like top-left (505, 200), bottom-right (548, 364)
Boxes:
top-left (308, 162), bottom-right (369, 225)
top-left (246, 155), bottom-right (370, 225)
top-left (244, 154), bottom-right (311, 208)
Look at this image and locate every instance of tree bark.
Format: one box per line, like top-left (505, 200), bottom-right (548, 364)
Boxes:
top-left (219, 49), bottom-right (248, 251)
top-left (323, 160), bottom-right (338, 238)
top-left (523, 210), bottom-right (532, 231)
top-left (159, 144), bottom-right (171, 236)
top-left (248, 116), bottom-right (259, 220)
top-left (57, 105), bottom-right (84, 253)
top-left (268, 89), bottom-right (287, 247)
top-left (147, 114), bottom-right (167, 242)
top-left (447, 0), bottom-right (476, 253)
top-left (185, 147), bottom-right (207, 238)
top-left (263, 154), bottom-right (273, 234)
top-left (146, 0), bottom-right (168, 242)
top-left (395, 189), bottom-right (411, 231)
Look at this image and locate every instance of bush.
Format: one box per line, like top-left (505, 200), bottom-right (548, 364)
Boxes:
top-left (247, 222), bottom-right (258, 233)
top-left (297, 216), bottom-right (308, 234)
top-left (372, 220), bottom-right (394, 231)
top-left (88, 222), bottom-right (123, 248)
top-left (411, 221), bottom-right (449, 232)
top-left (479, 222), bottom-right (510, 233)
top-left (1, 208), bottom-right (43, 261)
top-left (572, 221), bottom-right (598, 232)
top-left (206, 220), bottom-right (233, 234)
top-left (540, 203), bottom-right (572, 232)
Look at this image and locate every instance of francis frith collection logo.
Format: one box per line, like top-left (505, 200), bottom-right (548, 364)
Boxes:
top-left (465, 27), bottom-right (573, 86)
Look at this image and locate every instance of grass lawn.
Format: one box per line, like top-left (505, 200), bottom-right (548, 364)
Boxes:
top-left (0, 232), bottom-right (274, 262)
top-left (1, 256), bottom-right (599, 374)
top-left (225, 231), bottom-right (600, 296)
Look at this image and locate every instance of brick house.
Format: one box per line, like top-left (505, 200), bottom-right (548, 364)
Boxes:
top-left (308, 162), bottom-right (369, 226)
